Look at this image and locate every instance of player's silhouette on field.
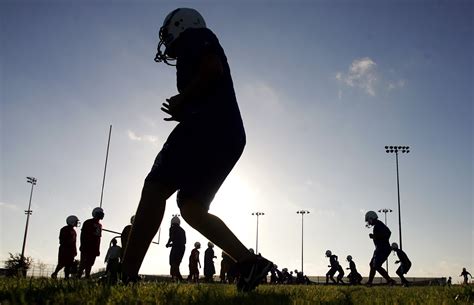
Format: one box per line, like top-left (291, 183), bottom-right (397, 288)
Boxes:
top-left (51, 215), bottom-right (80, 279)
top-left (391, 242), bottom-right (411, 287)
top-left (120, 8), bottom-right (272, 292)
top-left (364, 211), bottom-right (396, 286)
top-left (78, 207), bottom-right (104, 279)
top-left (165, 216), bottom-right (186, 281)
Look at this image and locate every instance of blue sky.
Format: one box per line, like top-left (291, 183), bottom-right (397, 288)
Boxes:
top-left (1, 0), bottom-right (472, 280)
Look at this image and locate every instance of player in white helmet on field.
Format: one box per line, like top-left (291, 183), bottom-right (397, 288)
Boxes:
top-left (51, 215), bottom-right (80, 279)
top-left (121, 8), bottom-right (272, 291)
top-left (165, 215), bottom-right (186, 281)
top-left (365, 211), bottom-right (395, 286)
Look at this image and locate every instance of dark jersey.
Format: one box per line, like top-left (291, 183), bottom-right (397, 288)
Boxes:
top-left (349, 261), bottom-right (358, 273)
top-left (394, 249), bottom-right (411, 266)
top-left (204, 247), bottom-right (216, 275)
top-left (169, 224), bottom-right (186, 247)
top-left (372, 219), bottom-right (391, 248)
top-left (175, 28), bottom-right (245, 137)
top-left (189, 248), bottom-right (200, 267)
top-left (59, 225), bottom-right (77, 256)
top-left (329, 255), bottom-right (339, 268)
top-left (80, 218), bottom-right (102, 256)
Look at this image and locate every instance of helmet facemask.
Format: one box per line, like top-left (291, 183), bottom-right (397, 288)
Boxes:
top-left (154, 8), bottom-right (206, 66)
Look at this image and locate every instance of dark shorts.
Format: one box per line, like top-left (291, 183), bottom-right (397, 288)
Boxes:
top-left (326, 267), bottom-right (337, 276)
top-left (370, 246), bottom-right (391, 269)
top-left (145, 122), bottom-right (245, 210)
top-left (170, 245), bottom-right (186, 266)
top-left (80, 252), bottom-right (97, 268)
top-left (397, 262), bottom-right (411, 275)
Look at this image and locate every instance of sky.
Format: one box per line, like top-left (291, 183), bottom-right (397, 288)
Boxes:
top-left (1, 0), bottom-right (472, 281)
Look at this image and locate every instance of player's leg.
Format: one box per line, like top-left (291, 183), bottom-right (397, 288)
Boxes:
top-left (121, 180), bottom-right (175, 280)
top-left (180, 201), bottom-right (252, 263)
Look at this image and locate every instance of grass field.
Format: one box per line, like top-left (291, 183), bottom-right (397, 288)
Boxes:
top-left (1, 278), bottom-right (473, 305)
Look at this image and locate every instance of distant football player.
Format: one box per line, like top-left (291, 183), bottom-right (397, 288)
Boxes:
top-left (77, 207), bottom-right (104, 279)
top-left (364, 211), bottom-right (396, 286)
top-left (51, 215), bottom-right (80, 279)
top-left (391, 242), bottom-right (411, 286)
top-left (165, 216), bottom-right (186, 281)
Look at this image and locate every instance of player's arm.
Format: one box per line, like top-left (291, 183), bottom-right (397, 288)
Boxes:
top-left (162, 50), bottom-right (224, 120)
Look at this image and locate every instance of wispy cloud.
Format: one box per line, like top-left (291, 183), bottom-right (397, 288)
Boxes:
top-left (127, 130), bottom-right (159, 146)
top-left (336, 58), bottom-right (406, 98)
top-left (0, 201), bottom-right (19, 211)
top-left (336, 57), bottom-right (378, 96)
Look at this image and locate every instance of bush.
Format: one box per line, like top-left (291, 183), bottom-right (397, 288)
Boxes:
top-left (4, 253), bottom-right (33, 277)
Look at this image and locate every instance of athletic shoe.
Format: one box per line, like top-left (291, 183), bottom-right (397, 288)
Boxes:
top-left (237, 255), bottom-right (273, 292)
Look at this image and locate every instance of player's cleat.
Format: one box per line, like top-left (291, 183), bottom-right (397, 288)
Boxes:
top-left (237, 255), bottom-right (273, 292)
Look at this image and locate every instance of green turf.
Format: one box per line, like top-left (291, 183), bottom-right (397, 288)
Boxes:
top-left (1, 278), bottom-right (472, 305)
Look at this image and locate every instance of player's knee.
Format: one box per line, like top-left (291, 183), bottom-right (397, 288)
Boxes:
top-left (180, 203), bottom-right (205, 228)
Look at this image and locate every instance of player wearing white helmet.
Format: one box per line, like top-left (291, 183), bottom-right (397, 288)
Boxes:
top-left (364, 211), bottom-right (395, 286)
top-left (165, 215), bottom-right (186, 281)
top-left (51, 215), bottom-right (80, 279)
top-left (121, 7), bottom-right (272, 291)
top-left (204, 241), bottom-right (217, 282)
top-left (325, 250), bottom-right (343, 284)
top-left (391, 242), bottom-right (412, 286)
top-left (188, 241), bottom-right (201, 282)
top-left (78, 207), bottom-right (104, 279)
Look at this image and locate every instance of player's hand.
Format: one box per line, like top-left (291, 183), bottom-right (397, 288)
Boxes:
top-left (165, 243), bottom-right (171, 248)
top-left (395, 260), bottom-right (400, 264)
top-left (369, 233), bottom-right (374, 239)
top-left (161, 94), bottom-right (185, 121)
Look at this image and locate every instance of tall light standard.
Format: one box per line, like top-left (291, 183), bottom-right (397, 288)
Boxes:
top-left (378, 208), bottom-right (393, 272)
top-left (296, 210), bottom-right (310, 274)
top-left (251, 212), bottom-right (264, 254)
top-left (385, 145), bottom-right (410, 250)
top-left (21, 177), bottom-right (37, 261)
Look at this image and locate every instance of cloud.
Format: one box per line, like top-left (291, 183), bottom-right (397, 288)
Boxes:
top-left (0, 201), bottom-right (19, 211)
top-left (127, 130), bottom-right (159, 145)
top-left (336, 57), bottom-right (378, 96)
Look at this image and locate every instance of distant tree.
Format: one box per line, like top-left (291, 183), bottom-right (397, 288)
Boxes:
top-left (4, 253), bottom-right (33, 277)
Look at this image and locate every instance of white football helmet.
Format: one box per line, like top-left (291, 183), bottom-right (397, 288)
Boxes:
top-left (155, 8), bottom-right (206, 65)
top-left (66, 215), bottom-right (80, 227)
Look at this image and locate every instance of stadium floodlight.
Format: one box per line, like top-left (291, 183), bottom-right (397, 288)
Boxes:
top-left (296, 210), bottom-right (310, 274)
top-left (385, 145), bottom-right (410, 250)
top-left (251, 212), bottom-right (265, 254)
top-left (21, 177), bottom-right (37, 263)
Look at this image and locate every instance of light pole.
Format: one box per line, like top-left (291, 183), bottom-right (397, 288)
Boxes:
top-left (251, 212), bottom-right (264, 254)
top-left (21, 177), bottom-right (37, 261)
top-left (385, 145), bottom-right (410, 250)
top-left (296, 210), bottom-right (310, 274)
top-left (378, 208), bottom-right (393, 272)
